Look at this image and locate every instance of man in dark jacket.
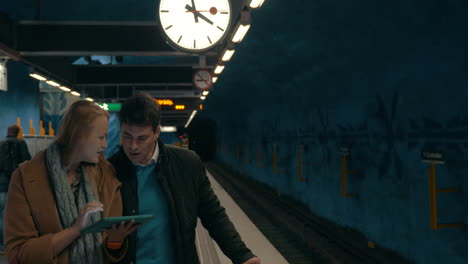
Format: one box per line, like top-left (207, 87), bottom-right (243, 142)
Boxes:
top-left (0, 124), bottom-right (31, 252)
top-left (108, 94), bottom-right (260, 264)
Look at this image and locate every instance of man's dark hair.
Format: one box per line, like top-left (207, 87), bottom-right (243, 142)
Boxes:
top-left (119, 93), bottom-right (161, 131)
top-left (7, 124), bottom-right (20, 137)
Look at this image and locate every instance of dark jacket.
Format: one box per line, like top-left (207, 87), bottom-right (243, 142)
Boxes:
top-left (108, 140), bottom-right (255, 264)
top-left (0, 136), bottom-right (31, 192)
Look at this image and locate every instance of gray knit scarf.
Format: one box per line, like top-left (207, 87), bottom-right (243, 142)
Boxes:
top-left (45, 143), bottom-right (103, 264)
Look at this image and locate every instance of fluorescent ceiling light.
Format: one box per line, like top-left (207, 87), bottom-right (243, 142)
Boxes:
top-left (250, 0), bottom-right (265, 8)
top-left (214, 65), bottom-right (225, 74)
top-left (212, 77), bottom-right (218, 83)
top-left (85, 97), bottom-right (94, 102)
top-left (161, 126), bottom-right (177, 132)
top-left (200, 96), bottom-right (206, 100)
top-left (59, 86), bottom-right (71, 92)
top-left (222, 49), bottom-right (235, 62)
top-left (46, 80), bottom-right (61, 87)
top-left (232, 24), bottom-right (251, 43)
top-left (202, 91), bottom-right (209, 96)
top-left (185, 110), bottom-right (198, 128)
top-left (29, 73), bottom-right (47, 81)
top-left (71, 91), bottom-right (81, 97)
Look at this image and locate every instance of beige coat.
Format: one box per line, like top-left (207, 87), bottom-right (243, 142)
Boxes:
top-left (4, 151), bottom-right (126, 264)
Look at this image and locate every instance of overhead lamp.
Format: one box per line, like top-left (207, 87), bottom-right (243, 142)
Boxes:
top-left (231, 9), bottom-right (251, 43)
top-left (161, 126), bottom-right (177, 133)
top-left (250, 0), bottom-right (266, 8)
top-left (202, 91), bottom-right (209, 96)
top-left (85, 97), bottom-right (94, 102)
top-left (214, 65), bottom-right (225, 75)
top-left (59, 86), bottom-right (71, 92)
top-left (46, 80), bottom-right (61, 87)
top-left (232, 24), bottom-right (251, 43)
top-left (29, 73), bottom-right (47, 81)
top-left (200, 96), bottom-right (206, 100)
top-left (70, 91), bottom-right (81, 97)
top-left (212, 76), bottom-right (218, 83)
top-left (185, 110), bottom-right (198, 128)
top-left (222, 49), bottom-right (235, 62)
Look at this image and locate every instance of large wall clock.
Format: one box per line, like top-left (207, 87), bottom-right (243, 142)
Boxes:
top-left (158, 0), bottom-right (232, 53)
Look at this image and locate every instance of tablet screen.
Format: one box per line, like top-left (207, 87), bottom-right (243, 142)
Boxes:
top-left (80, 214), bottom-right (154, 235)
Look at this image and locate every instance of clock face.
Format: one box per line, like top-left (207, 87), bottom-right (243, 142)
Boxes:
top-left (159, 0), bottom-right (232, 53)
top-left (193, 69), bottom-right (213, 90)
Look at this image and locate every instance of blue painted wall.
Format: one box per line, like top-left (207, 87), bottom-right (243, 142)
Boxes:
top-left (0, 60), bottom-right (40, 138)
top-left (202, 0), bottom-right (468, 263)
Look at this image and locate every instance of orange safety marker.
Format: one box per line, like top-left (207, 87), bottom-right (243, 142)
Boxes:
top-left (29, 119), bottom-right (35, 135)
top-left (16, 117), bottom-right (23, 139)
top-left (39, 120), bottom-right (46, 136)
top-left (48, 122), bottom-right (55, 136)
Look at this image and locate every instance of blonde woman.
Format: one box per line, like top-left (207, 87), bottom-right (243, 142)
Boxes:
top-left (4, 100), bottom-right (137, 264)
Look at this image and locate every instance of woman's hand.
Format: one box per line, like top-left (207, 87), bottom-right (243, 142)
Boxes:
top-left (105, 220), bottom-right (141, 242)
top-left (71, 200), bottom-right (104, 233)
top-left (52, 201), bottom-right (103, 256)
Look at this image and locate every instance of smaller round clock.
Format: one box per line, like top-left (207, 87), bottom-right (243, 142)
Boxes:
top-left (193, 69), bottom-right (213, 91)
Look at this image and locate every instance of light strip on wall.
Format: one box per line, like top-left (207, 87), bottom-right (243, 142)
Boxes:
top-left (222, 49), bottom-right (235, 62)
top-left (185, 110), bottom-right (197, 128)
top-left (232, 24), bottom-right (251, 43)
top-left (71, 91), bottom-right (81, 97)
top-left (59, 86), bottom-right (71, 92)
top-left (214, 65), bottom-right (225, 74)
top-left (250, 0), bottom-right (266, 8)
top-left (29, 73), bottom-right (47, 81)
top-left (46, 80), bottom-right (61, 87)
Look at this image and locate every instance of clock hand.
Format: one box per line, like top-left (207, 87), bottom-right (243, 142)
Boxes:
top-left (196, 11), bottom-right (214, 25)
top-left (185, 3), bottom-right (199, 23)
top-left (185, 4), bottom-right (214, 25)
top-left (191, 0), bottom-right (199, 23)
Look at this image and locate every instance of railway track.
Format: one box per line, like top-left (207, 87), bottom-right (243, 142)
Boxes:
top-left (205, 162), bottom-right (413, 264)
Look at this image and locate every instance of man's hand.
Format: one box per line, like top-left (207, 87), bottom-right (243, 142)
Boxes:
top-left (242, 257), bottom-right (261, 264)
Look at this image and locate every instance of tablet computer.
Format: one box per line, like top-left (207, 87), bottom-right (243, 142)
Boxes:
top-left (80, 214), bottom-right (154, 235)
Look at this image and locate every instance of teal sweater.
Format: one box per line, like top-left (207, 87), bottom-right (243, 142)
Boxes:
top-left (136, 164), bottom-right (175, 264)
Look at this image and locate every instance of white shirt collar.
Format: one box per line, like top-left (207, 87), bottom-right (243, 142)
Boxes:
top-left (134, 142), bottom-right (159, 167)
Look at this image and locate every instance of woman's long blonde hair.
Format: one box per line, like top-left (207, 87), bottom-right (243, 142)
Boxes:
top-left (55, 100), bottom-right (109, 151)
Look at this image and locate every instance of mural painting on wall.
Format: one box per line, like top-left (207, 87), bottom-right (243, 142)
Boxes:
top-left (40, 82), bottom-right (81, 134)
top-left (371, 90), bottom-right (405, 180)
top-left (316, 108), bottom-right (334, 172)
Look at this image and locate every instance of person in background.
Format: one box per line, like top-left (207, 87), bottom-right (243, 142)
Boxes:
top-left (4, 101), bottom-right (138, 264)
top-left (109, 94), bottom-right (261, 264)
top-left (0, 124), bottom-right (31, 254)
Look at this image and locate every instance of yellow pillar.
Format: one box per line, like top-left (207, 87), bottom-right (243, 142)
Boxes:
top-left (29, 119), bottom-right (36, 135)
top-left (39, 120), bottom-right (46, 136)
top-left (16, 117), bottom-right (23, 139)
top-left (48, 122), bottom-right (55, 136)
